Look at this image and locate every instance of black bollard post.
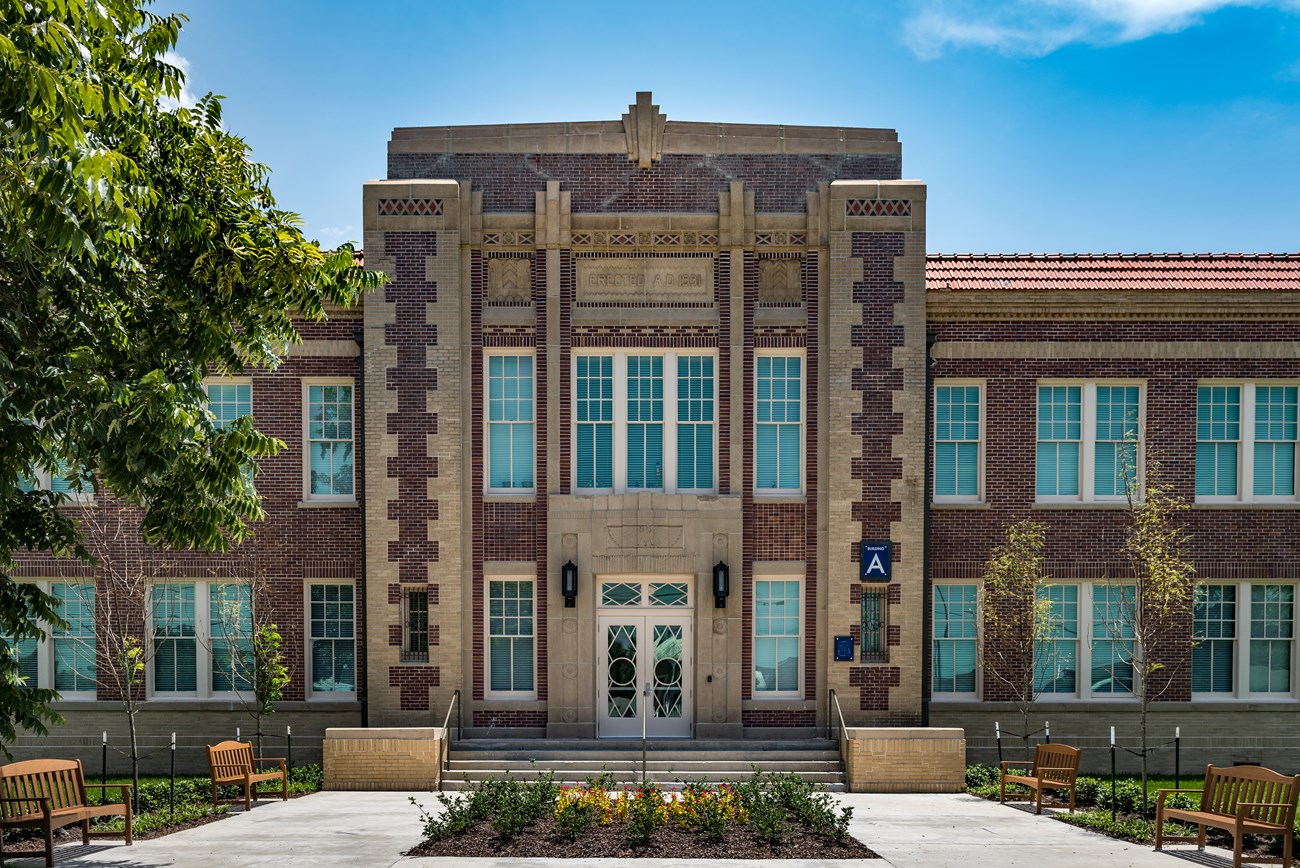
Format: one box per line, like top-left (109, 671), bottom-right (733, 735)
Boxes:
top-left (101, 731), bottom-right (108, 797)
top-left (287, 725), bottom-right (293, 775)
top-left (170, 732), bottom-right (176, 815)
top-left (1174, 726), bottom-right (1181, 791)
top-left (1044, 720), bottom-right (1050, 745)
top-left (995, 721), bottom-right (1003, 764)
top-left (1110, 726), bottom-right (1117, 822)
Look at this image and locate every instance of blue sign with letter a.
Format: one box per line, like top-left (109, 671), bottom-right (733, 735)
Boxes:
top-left (860, 541), bottom-right (892, 582)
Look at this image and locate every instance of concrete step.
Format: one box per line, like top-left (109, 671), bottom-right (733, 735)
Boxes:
top-left (441, 772), bottom-right (846, 792)
top-left (448, 750), bottom-right (842, 763)
top-left (447, 759), bottom-right (842, 773)
top-left (451, 738), bottom-right (838, 753)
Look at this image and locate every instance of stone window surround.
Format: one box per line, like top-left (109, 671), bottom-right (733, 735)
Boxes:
top-left (754, 349), bottom-right (806, 497)
top-left (483, 348), bottom-right (536, 496)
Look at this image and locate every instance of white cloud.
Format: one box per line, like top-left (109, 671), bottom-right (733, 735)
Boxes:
top-left (316, 225), bottom-right (357, 248)
top-left (158, 51), bottom-right (198, 111)
top-left (903, 0), bottom-right (1293, 58)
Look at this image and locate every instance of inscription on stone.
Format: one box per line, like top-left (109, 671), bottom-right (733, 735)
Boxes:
top-left (577, 258), bottom-right (713, 304)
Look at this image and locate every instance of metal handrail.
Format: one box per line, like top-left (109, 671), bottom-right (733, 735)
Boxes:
top-left (439, 690), bottom-right (461, 790)
top-left (828, 688), bottom-right (848, 746)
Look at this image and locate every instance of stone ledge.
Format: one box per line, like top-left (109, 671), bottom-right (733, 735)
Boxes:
top-left (841, 727), bottom-right (966, 794)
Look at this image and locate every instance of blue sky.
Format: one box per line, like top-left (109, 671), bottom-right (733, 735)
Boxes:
top-left (162, 0), bottom-right (1300, 254)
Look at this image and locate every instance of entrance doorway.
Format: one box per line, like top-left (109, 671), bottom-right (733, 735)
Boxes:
top-left (596, 579), bottom-right (693, 738)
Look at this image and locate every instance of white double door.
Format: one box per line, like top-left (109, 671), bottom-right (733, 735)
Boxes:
top-left (597, 613), bottom-right (692, 738)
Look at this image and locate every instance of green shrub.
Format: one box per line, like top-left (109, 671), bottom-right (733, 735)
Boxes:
top-left (625, 783), bottom-right (665, 847)
top-left (965, 765), bottom-right (999, 789)
top-left (1073, 776), bottom-right (1102, 806)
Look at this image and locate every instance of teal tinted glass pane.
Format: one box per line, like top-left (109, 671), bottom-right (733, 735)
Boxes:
top-left (488, 423), bottom-right (511, 488)
top-left (935, 386), bottom-right (980, 497)
top-left (208, 383), bottom-right (252, 430)
top-left (1254, 387), bottom-right (1296, 496)
top-left (309, 584), bottom-right (354, 692)
top-left (935, 442), bottom-right (957, 496)
top-left (955, 442), bottom-right (978, 495)
top-left (1197, 386), bottom-right (1241, 442)
top-left (932, 585), bottom-right (978, 693)
top-left (755, 425), bottom-right (778, 489)
top-left (3, 636), bottom-right (39, 688)
top-left (1037, 442), bottom-right (1080, 496)
top-left (489, 581), bottom-right (534, 692)
top-left (308, 385), bottom-right (354, 495)
top-left (210, 584), bottom-right (253, 692)
top-left (777, 425), bottom-right (800, 489)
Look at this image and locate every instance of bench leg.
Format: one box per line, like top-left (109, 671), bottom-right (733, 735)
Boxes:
top-left (999, 776), bottom-right (1006, 804)
top-left (1197, 825), bottom-right (1206, 850)
top-left (125, 794), bottom-right (133, 846)
top-left (244, 782), bottom-right (252, 812)
top-left (1231, 832), bottom-right (1242, 868)
top-left (1035, 787), bottom-right (1044, 815)
top-left (42, 817), bottom-right (53, 868)
top-left (211, 781), bottom-right (218, 808)
top-left (1067, 786), bottom-right (1076, 813)
top-left (81, 818), bottom-right (90, 845)
top-left (1282, 829), bottom-right (1292, 868)
top-left (1154, 811), bottom-right (1163, 850)
top-left (281, 774), bottom-right (288, 801)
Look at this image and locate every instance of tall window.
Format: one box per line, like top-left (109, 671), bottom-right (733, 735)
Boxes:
top-left (402, 588), bottom-right (429, 664)
top-left (1197, 386), bottom-right (1240, 498)
top-left (1254, 386), bottom-right (1297, 497)
top-left (626, 355), bottom-right (664, 489)
top-left (152, 584), bottom-right (197, 693)
top-left (753, 579), bottom-right (800, 694)
top-left (1250, 584), bottom-right (1294, 693)
top-left (486, 354), bottom-right (534, 491)
top-left (932, 585), bottom-right (977, 694)
top-left (860, 588), bottom-right (888, 664)
top-left (676, 355), bottom-right (714, 491)
top-left (487, 580), bottom-right (534, 695)
top-left (306, 382), bottom-right (354, 499)
top-left (1090, 585), bottom-right (1135, 695)
top-left (52, 582), bottom-right (95, 693)
top-left (309, 584), bottom-right (356, 694)
top-left (573, 352), bottom-right (716, 494)
top-left (1034, 585), bottom-right (1079, 694)
top-left (575, 355), bottom-right (614, 490)
top-left (1037, 386), bottom-right (1081, 497)
top-left (934, 384), bottom-right (981, 500)
top-left (209, 583), bottom-right (252, 693)
top-left (1037, 383), bottom-right (1143, 501)
top-left (1192, 584), bottom-right (1236, 694)
top-left (755, 355), bottom-right (802, 492)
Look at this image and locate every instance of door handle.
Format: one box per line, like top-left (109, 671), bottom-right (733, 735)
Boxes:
top-left (643, 682), bottom-right (652, 696)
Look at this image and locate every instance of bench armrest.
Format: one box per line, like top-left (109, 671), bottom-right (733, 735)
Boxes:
top-left (254, 757), bottom-right (286, 763)
top-left (1000, 761), bottom-right (1032, 770)
top-left (1156, 788), bottom-right (1203, 794)
top-left (1037, 767), bottom-right (1077, 773)
top-left (84, 783), bottom-right (132, 804)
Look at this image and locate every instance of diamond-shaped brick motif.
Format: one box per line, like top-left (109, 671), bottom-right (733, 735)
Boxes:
top-left (653, 233), bottom-right (680, 246)
top-left (608, 233), bottom-right (637, 246)
top-left (571, 232), bottom-right (592, 245)
top-left (845, 199), bottom-right (911, 218)
top-left (698, 233), bottom-right (719, 245)
top-left (377, 198), bottom-right (444, 217)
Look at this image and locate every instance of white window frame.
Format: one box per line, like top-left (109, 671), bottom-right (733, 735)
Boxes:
top-left (570, 350), bottom-right (719, 495)
top-left (484, 577), bottom-right (537, 700)
top-left (1196, 381), bottom-right (1300, 505)
top-left (1036, 381), bottom-right (1145, 504)
top-left (754, 349), bottom-right (807, 497)
top-left (305, 581), bottom-right (358, 700)
top-left (146, 580), bottom-right (254, 700)
top-left (1034, 582), bottom-right (1139, 702)
top-left (752, 577), bottom-right (803, 698)
top-left (302, 378), bottom-right (357, 503)
top-left (204, 377), bottom-right (253, 428)
top-left (1192, 581), bottom-right (1299, 701)
top-left (931, 582), bottom-right (979, 698)
top-left (483, 349), bottom-right (536, 495)
top-left (932, 381), bottom-right (985, 504)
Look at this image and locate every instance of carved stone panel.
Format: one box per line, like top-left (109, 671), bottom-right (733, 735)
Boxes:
top-left (487, 257), bottom-right (532, 304)
top-left (758, 258), bottom-right (802, 303)
top-left (576, 258), bottom-right (713, 304)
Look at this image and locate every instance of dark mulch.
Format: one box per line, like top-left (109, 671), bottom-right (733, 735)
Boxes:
top-left (409, 815), bottom-right (878, 860)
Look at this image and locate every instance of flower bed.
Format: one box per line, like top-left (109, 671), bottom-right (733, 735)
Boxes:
top-left (410, 770), bottom-right (877, 859)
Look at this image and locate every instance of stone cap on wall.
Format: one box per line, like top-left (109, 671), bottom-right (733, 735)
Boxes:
top-left (390, 92), bottom-right (899, 162)
top-left (843, 727), bottom-right (966, 740)
top-left (325, 727), bottom-right (446, 740)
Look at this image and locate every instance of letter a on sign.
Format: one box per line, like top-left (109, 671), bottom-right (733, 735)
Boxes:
top-left (860, 541), bottom-right (892, 582)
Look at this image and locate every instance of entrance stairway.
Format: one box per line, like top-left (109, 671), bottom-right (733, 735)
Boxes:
top-left (442, 738), bottom-right (845, 791)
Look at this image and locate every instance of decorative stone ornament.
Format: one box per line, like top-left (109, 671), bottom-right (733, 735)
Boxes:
top-left (758, 258), bottom-right (802, 303)
top-left (486, 257), bottom-right (531, 304)
top-left (622, 91), bottom-right (666, 169)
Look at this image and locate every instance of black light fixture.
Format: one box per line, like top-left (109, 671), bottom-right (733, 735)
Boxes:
top-left (561, 560), bottom-right (578, 608)
top-left (712, 561), bottom-right (730, 608)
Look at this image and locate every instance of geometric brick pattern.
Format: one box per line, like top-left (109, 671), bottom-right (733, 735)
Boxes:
top-left (377, 198), bottom-right (443, 217)
top-left (388, 666), bottom-right (440, 712)
top-left (849, 665), bottom-right (902, 711)
top-left (846, 199), bottom-right (911, 217)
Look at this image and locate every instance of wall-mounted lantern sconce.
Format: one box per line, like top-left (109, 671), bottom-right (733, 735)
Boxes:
top-left (562, 560), bottom-right (578, 608)
top-left (712, 561), bottom-right (730, 608)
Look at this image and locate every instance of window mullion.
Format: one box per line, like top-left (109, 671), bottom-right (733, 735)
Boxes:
top-left (614, 353), bottom-right (628, 493)
top-left (1080, 583), bottom-right (1092, 701)
top-left (1237, 582), bottom-right (1250, 698)
top-left (1081, 384), bottom-right (1097, 502)
top-left (1242, 384), bottom-right (1256, 503)
top-left (197, 582), bottom-right (211, 699)
top-left (663, 353), bottom-right (678, 494)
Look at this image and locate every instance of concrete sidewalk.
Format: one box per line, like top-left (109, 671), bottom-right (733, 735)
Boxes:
top-left (2, 791), bottom-right (1236, 867)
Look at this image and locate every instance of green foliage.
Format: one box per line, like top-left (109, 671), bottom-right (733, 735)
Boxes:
top-left (0, 0), bottom-right (383, 745)
top-left (252, 623), bottom-right (289, 718)
top-left (552, 789), bottom-right (599, 840)
top-left (734, 769), bottom-right (851, 846)
top-left (965, 764), bottom-right (1000, 790)
top-left (625, 783), bottom-right (665, 847)
top-left (288, 763), bottom-right (323, 792)
top-left (412, 771), bottom-right (558, 843)
top-left (979, 519), bottom-right (1052, 717)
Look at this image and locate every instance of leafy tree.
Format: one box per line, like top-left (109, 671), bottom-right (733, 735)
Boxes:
top-left (0, 0), bottom-right (383, 746)
top-left (979, 518), bottom-right (1053, 756)
top-left (1101, 453), bottom-right (1195, 814)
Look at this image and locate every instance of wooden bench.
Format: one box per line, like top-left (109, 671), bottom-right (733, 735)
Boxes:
top-left (1000, 743), bottom-right (1081, 814)
top-left (1156, 764), bottom-right (1299, 868)
top-left (206, 740), bottom-right (288, 811)
top-left (0, 758), bottom-right (131, 867)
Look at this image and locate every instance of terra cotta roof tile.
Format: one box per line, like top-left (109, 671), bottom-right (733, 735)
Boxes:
top-left (925, 253), bottom-right (1300, 291)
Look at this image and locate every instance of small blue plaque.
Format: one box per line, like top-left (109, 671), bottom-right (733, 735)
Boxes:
top-left (834, 635), bottom-right (855, 662)
top-left (860, 540), bottom-right (892, 581)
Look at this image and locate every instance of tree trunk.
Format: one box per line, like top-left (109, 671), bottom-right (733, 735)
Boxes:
top-left (127, 707), bottom-right (140, 814)
top-left (1140, 696), bottom-right (1150, 817)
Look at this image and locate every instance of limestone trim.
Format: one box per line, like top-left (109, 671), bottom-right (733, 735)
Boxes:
top-left (936, 340), bottom-right (1300, 360)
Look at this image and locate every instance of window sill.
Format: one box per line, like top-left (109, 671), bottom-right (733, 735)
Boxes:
top-left (931, 500), bottom-right (989, 510)
top-left (1030, 501), bottom-right (1130, 510)
top-left (1192, 501), bottom-right (1300, 509)
top-left (752, 493), bottom-right (806, 505)
top-left (298, 500), bottom-right (359, 509)
top-left (484, 493), bottom-right (536, 504)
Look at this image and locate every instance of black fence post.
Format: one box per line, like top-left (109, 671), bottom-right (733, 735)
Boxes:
top-left (287, 725), bottom-right (293, 775)
top-left (1110, 726), bottom-right (1117, 822)
top-left (1044, 720), bottom-right (1050, 745)
top-left (169, 732), bottom-right (176, 815)
top-left (1174, 726), bottom-right (1181, 791)
top-left (995, 721), bottom-right (1003, 764)
top-left (101, 731), bottom-right (107, 794)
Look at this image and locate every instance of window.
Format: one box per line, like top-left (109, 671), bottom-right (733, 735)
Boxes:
top-left (934, 384), bottom-right (982, 500)
top-left (206, 380), bottom-right (251, 429)
top-left (305, 381), bottom-right (354, 500)
top-left (308, 584), bottom-right (356, 695)
top-left (932, 585), bottom-right (977, 694)
top-left (1036, 383), bottom-right (1143, 502)
top-left (150, 581), bottom-right (257, 697)
top-left (486, 354), bottom-right (534, 492)
top-left (487, 580), bottom-right (534, 695)
top-left (2, 633), bottom-right (38, 688)
top-left (52, 582), bottom-right (96, 693)
top-left (860, 588), bottom-right (888, 664)
top-left (401, 588), bottom-right (429, 664)
top-left (1197, 384), bottom-right (1299, 502)
top-left (572, 351), bottom-right (716, 494)
top-left (18, 460), bottom-right (89, 501)
top-left (1193, 584), bottom-right (1236, 694)
top-left (753, 579), bottom-right (800, 695)
top-left (1250, 584), bottom-right (1293, 694)
top-left (1033, 583), bottom-right (1140, 699)
top-left (755, 354), bottom-right (802, 493)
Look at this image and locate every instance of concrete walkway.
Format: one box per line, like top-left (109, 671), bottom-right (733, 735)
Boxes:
top-left (3, 792), bottom-right (1237, 867)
